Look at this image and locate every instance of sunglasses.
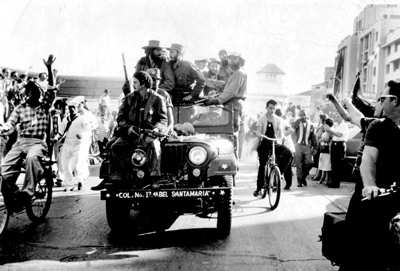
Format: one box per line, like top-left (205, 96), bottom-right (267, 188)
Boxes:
top-left (378, 95), bottom-right (397, 103)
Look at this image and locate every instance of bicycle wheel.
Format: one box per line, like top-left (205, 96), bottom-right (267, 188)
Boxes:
top-left (267, 166), bottom-right (281, 210)
top-left (0, 193), bottom-right (9, 236)
top-left (26, 170), bottom-right (53, 223)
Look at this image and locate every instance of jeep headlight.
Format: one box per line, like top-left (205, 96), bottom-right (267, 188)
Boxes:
top-left (188, 146), bottom-right (207, 165)
top-left (131, 149), bottom-right (147, 167)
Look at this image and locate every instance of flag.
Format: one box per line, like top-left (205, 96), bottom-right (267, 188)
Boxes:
top-left (351, 72), bottom-right (375, 117)
top-left (333, 51), bottom-right (344, 97)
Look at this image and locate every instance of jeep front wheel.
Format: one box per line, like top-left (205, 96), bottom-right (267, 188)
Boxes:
top-left (217, 176), bottom-right (232, 238)
top-left (106, 200), bottom-right (131, 233)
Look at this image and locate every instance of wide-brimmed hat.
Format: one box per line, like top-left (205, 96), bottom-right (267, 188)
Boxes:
top-left (167, 43), bottom-right (184, 53)
top-left (142, 40), bottom-right (163, 49)
top-left (67, 96), bottom-right (85, 106)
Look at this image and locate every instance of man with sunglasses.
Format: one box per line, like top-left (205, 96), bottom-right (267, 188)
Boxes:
top-left (339, 80), bottom-right (400, 270)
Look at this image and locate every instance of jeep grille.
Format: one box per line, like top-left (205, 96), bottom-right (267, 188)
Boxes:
top-left (162, 144), bottom-right (188, 173)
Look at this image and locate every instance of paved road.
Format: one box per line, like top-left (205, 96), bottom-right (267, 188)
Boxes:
top-left (0, 156), bottom-right (352, 270)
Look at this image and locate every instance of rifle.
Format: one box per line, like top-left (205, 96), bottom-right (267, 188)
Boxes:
top-left (121, 53), bottom-right (132, 93)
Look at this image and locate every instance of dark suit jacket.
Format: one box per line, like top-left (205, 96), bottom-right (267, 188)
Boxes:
top-left (117, 90), bottom-right (168, 136)
top-left (292, 118), bottom-right (317, 148)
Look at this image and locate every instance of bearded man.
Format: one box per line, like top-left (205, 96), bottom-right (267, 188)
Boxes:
top-left (168, 43), bottom-right (205, 104)
top-left (217, 49), bottom-right (233, 82)
top-left (136, 40), bottom-right (175, 93)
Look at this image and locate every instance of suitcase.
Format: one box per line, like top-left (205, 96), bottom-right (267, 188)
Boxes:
top-left (320, 211), bottom-right (347, 266)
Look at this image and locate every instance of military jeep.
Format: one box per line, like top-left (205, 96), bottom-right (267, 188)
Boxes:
top-left (99, 104), bottom-right (238, 237)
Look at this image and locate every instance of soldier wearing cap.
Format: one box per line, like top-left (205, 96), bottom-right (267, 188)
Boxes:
top-left (147, 68), bottom-right (174, 134)
top-left (168, 43), bottom-right (205, 104)
top-left (194, 58), bottom-right (209, 77)
top-left (205, 52), bottom-right (247, 158)
top-left (110, 71), bottom-right (167, 183)
top-left (135, 40), bottom-right (175, 93)
top-left (217, 49), bottom-right (233, 83)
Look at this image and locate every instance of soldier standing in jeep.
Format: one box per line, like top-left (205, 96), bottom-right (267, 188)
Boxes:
top-left (204, 52), bottom-right (247, 158)
top-left (168, 43), bottom-right (205, 103)
top-left (136, 40), bottom-right (175, 93)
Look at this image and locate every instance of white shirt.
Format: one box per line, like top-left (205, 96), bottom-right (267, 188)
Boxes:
top-left (332, 121), bottom-right (349, 142)
top-left (38, 80), bottom-right (48, 92)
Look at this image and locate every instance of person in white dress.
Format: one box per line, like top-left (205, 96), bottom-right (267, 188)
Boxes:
top-left (58, 96), bottom-right (97, 191)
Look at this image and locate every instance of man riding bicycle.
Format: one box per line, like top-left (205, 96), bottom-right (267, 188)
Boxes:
top-left (253, 99), bottom-right (293, 196)
top-left (0, 56), bottom-right (56, 213)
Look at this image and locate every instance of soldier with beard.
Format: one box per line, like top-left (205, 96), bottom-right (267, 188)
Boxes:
top-left (204, 58), bottom-right (225, 96)
top-left (217, 49), bottom-right (233, 83)
top-left (167, 43), bottom-right (205, 104)
top-left (136, 40), bottom-right (175, 93)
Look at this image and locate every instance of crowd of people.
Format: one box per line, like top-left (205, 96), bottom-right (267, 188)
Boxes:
top-left (0, 40), bottom-right (248, 195)
top-left (2, 39), bottom-right (400, 269)
top-left (245, 97), bottom-right (352, 193)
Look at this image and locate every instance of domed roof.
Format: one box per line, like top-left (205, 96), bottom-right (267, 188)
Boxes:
top-left (257, 64), bottom-right (285, 75)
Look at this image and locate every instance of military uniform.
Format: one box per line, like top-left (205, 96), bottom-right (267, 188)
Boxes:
top-left (217, 69), bottom-right (247, 158)
top-left (111, 90), bottom-right (168, 181)
top-left (171, 60), bottom-right (205, 103)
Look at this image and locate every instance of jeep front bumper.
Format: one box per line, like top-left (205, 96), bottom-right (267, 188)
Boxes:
top-left (101, 188), bottom-right (230, 201)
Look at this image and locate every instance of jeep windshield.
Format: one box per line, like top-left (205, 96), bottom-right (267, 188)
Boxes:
top-left (175, 105), bottom-right (230, 127)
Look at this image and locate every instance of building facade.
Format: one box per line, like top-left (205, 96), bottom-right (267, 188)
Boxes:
top-left (334, 4), bottom-right (400, 100)
top-left (382, 28), bottom-right (400, 90)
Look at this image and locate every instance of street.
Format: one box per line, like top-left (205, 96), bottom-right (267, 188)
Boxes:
top-left (0, 155), bottom-right (352, 271)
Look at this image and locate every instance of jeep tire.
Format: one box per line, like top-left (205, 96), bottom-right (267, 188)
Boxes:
top-left (217, 176), bottom-right (232, 238)
top-left (106, 199), bottom-right (131, 233)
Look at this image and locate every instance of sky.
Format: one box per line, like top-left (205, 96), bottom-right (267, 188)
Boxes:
top-left (0, 0), bottom-right (396, 94)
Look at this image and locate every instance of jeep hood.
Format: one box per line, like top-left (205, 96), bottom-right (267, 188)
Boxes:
top-left (170, 134), bottom-right (234, 155)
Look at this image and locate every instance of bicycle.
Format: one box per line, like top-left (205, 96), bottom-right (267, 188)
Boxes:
top-left (258, 134), bottom-right (282, 210)
top-left (0, 154), bottom-right (55, 236)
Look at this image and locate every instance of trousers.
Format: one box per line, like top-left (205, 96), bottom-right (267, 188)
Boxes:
top-left (1, 138), bottom-right (47, 196)
top-left (257, 143), bottom-right (293, 191)
top-left (294, 143), bottom-right (313, 185)
top-left (329, 141), bottom-right (345, 188)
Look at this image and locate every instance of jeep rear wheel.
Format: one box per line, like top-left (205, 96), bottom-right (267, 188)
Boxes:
top-left (106, 200), bottom-right (131, 233)
top-left (217, 176), bottom-right (232, 238)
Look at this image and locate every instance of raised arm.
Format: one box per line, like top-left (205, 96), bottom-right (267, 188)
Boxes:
top-left (43, 54), bottom-right (56, 87)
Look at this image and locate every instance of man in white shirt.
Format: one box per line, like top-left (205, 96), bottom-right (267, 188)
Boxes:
top-left (324, 119), bottom-right (348, 188)
top-left (37, 72), bottom-right (48, 92)
top-left (254, 99), bottom-right (294, 195)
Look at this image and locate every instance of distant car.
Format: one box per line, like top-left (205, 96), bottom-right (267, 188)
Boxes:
top-left (343, 132), bottom-right (362, 182)
top-left (98, 103), bottom-right (238, 237)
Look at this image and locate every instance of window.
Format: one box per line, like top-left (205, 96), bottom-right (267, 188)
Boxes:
top-left (373, 66), bottom-right (376, 76)
top-left (396, 42), bottom-right (399, 52)
top-left (387, 46), bottom-right (391, 56)
top-left (394, 59), bottom-right (400, 71)
top-left (386, 64), bottom-right (391, 74)
top-left (363, 67), bottom-right (368, 82)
